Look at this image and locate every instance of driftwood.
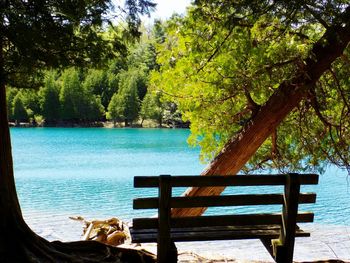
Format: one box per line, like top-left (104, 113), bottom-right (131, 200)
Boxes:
top-left (70, 216), bottom-right (131, 246)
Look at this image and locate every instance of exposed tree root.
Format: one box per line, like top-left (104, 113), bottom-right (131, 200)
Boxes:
top-left (1, 223), bottom-right (156, 263)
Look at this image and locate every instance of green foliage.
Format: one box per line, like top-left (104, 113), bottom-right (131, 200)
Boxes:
top-left (59, 68), bottom-right (104, 121)
top-left (59, 68), bottom-right (83, 120)
top-left (121, 68), bottom-right (148, 101)
top-left (152, 19), bottom-right (166, 44)
top-left (83, 69), bottom-right (111, 109)
top-left (106, 68), bottom-right (141, 126)
top-left (12, 94), bottom-right (28, 123)
top-left (1, 0), bottom-right (156, 89)
top-left (140, 91), bottom-right (163, 126)
top-left (106, 93), bottom-right (124, 124)
top-left (83, 95), bottom-right (105, 121)
top-left (6, 88), bottom-right (19, 121)
top-left (34, 115), bottom-right (44, 126)
top-left (151, 2), bottom-right (350, 172)
top-left (2, 18), bottom-right (185, 127)
top-left (39, 71), bottom-right (61, 123)
top-left (117, 71), bottom-right (141, 125)
top-left (20, 89), bottom-right (40, 118)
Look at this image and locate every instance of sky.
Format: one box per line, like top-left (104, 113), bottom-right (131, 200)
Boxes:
top-left (112, 0), bottom-right (192, 21)
top-left (149, 0), bottom-right (192, 19)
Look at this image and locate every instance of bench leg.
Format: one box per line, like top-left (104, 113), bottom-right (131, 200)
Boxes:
top-left (262, 239), bottom-right (293, 263)
top-left (157, 241), bottom-right (177, 263)
top-left (274, 245), bottom-right (293, 263)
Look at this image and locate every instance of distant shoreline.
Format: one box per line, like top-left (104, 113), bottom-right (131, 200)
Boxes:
top-left (8, 120), bottom-right (189, 129)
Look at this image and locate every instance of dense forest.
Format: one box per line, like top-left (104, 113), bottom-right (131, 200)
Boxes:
top-left (6, 21), bottom-right (184, 128)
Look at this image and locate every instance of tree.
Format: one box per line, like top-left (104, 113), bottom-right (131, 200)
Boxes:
top-left (59, 67), bottom-right (105, 122)
top-left (39, 71), bottom-right (61, 124)
top-left (151, 2), bottom-right (350, 216)
top-left (107, 84), bottom-right (140, 127)
top-left (106, 93), bottom-right (124, 126)
top-left (110, 69), bottom-right (142, 126)
top-left (59, 67), bottom-right (83, 121)
top-left (12, 93), bottom-right (28, 124)
top-left (84, 95), bottom-right (105, 122)
top-left (140, 91), bottom-right (163, 126)
top-left (6, 87), bottom-right (18, 122)
top-left (0, 0), bottom-right (156, 261)
top-left (20, 89), bottom-right (40, 119)
top-left (83, 69), bottom-right (111, 110)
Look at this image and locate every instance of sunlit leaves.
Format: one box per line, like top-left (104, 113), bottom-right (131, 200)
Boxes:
top-left (151, 2), bottom-right (350, 173)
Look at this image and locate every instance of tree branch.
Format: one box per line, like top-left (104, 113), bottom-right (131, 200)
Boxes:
top-left (308, 85), bottom-right (340, 128)
top-left (304, 4), bottom-right (330, 29)
top-left (196, 25), bottom-right (235, 73)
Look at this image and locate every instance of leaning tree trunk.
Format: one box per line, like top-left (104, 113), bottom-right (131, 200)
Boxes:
top-left (0, 41), bottom-right (155, 263)
top-left (172, 18), bottom-right (350, 217)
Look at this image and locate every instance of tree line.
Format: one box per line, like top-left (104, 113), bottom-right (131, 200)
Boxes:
top-left (6, 21), bottom-right (184, 128)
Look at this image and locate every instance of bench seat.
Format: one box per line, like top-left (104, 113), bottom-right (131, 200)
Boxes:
top-left (131, 224), bottom-right (310, 243)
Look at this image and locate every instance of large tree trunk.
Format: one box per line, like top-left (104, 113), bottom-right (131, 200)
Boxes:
top-left (0, 41), bottom-right (155, 263)
top-left (172, 20), bottom-right (350, 217)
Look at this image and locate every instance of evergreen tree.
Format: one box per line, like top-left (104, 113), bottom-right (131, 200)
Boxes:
top-left (83, 69), bottom-right (111, 109)
top-left (39, 71), bottom-right (61, 123)
top-left (12, 93), bottom-right (28, 123)
top-left (6, 88), bottom-right (18, 121)
top-left (140, 91), bottom-right (163, 126)
top-left (20, 89), bottom-right (40, 120)
top-left (59, 68), bottom-right (82, 121)
top-left (85, 95), bottom-right (105, 121)
top-left (106, 93), bottom-right (124, 126)
top-left (60, 68), bottom-right (105, 122)
top-left (118, 70), bottom-right (141, 125)
top-left (122, 83), bottom-right (140, 126)
top-left (119, 67), bottom-right (148, 101)
top-left (107, 71), bottom-right (140, 127)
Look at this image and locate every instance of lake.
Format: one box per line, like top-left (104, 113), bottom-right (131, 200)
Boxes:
top-left (10, 128), bottom-right (350, 241)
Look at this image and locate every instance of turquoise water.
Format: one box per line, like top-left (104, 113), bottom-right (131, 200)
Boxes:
top-left (10, 128), bottom-right (350, 239)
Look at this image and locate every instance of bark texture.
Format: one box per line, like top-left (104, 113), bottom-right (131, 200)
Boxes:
top-left (172, 21), bottom-right (350, 217)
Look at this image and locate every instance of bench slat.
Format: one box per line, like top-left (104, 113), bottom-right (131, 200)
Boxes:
top-left (133, 193), bottom-right (317, 209)
top-left (134, 174), bottom-right (319, 188)
top-left (131, 224), bottom-right (282, 234)
top-left (130, 225), bottom-right (310, 243)
top-left (132, 212), bottom-right (314, 229)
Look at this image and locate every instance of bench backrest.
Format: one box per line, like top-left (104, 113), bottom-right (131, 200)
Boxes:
top-left (133, 173), bottom-right (318, 229)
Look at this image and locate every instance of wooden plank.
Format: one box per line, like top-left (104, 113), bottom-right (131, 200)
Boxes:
top-left (132, 212), bottom-right (314, 229)
top-left (133, 198), bottom-right (158, 209)
top-left (300, 192), bottom-right (317, 203)
top-left (133, 194), bottom-right (284, 209)
top-left (133, 192), bottom-right (316, 209)
top-left (131, 224), bottom-right (281, 234)
top-left (171, 194), bottom-right (283, 207)
top-left (131, 224), bottom-right (310, 235)
top-left (134, 175), bottom-right (285, 187)
top-left (157, 175), bottom-right (172, 263)
top-left (130, 227), bottom-right (310, 243)
top-left (134, 174), bottom-right (318, 188)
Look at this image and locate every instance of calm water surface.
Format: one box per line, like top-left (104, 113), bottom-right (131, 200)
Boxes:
top-left (10, 128), bottom-right (350, 240)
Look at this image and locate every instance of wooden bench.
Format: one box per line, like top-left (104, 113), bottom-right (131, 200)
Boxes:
top-left (130, 173), bottom-right (318, 263)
